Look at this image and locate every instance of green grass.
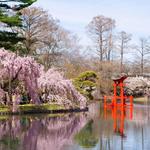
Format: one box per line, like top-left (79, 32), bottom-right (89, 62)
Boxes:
top-left (19, 103), bottom-right (65, 114)
top-left (0, 105), bottom-right (10, 113)
top-left (0, 103), bottom-right (65, 114)
top-left (19, 103), bottom-right (64, 111)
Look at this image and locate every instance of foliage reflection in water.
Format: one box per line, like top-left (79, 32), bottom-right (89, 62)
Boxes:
top-left (0, 103), bottom-right (150, 150)
top-left (0, 114), bottom-right (88, 150)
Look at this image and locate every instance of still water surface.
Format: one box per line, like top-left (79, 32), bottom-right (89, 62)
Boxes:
top-left (0, 103), bottom-right (150, 150)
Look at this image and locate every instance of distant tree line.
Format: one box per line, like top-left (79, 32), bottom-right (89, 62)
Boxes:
top-left (1, 2), bottom-right (150, 95)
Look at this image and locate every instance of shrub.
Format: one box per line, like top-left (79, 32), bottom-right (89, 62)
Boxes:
top-left (73, 71), bottom-right (97, 100)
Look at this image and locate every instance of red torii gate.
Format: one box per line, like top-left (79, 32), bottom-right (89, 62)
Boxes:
top-left (103, 75), bottom-right (133, 136)
top-left (104, 75), bottom-right (133, 108)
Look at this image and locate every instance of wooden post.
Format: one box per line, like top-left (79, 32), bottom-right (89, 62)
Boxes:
top-left (120, 82), bottom-right (124, 109)
top-left (113, 83), bottom-right (117, 107)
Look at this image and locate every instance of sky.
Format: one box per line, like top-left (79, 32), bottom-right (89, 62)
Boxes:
top-left (33, 0), bottom-right (150, 47)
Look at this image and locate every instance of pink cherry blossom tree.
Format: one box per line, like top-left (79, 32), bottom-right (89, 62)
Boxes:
top-left (0, 48), bottom-right (41, 104)
top-left (0, 48), bottom-right (87, 108)
top-left (38, 68), bottom-right (87, 108)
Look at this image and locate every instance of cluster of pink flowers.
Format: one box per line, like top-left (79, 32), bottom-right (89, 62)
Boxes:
top-left (38, 68), bottom-right (87, 108)
top-left (0, 48), bottom-right (41, 104)
top-left (0, 49), bottom-right (87, 108)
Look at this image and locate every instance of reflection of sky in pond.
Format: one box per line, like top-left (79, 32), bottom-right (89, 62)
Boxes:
top-left (0, 103), bottom-right (150, 150)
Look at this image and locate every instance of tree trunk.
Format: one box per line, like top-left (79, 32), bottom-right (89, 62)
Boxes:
top-left (120, 39), bottom-right (124, 73)
top-left (141, 54), bottom-right (144, 75)
top-left (107, 32), bottom-right (112, 61)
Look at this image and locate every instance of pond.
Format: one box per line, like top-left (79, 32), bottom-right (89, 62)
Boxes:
top-left (0, 103), bottom-right (150, 150)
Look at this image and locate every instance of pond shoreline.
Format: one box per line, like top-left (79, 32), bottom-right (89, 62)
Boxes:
top-left (0, 106), bottom-right (89, 115)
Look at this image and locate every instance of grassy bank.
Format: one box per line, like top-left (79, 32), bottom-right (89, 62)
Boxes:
top-left (0, 104), bottom-right (88, 115)
top-left (0, 104), bottom-right (64, 114)
top-left (19, 104), bottom-right (64, 112)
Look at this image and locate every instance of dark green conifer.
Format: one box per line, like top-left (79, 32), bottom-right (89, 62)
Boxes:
top-left (0, 0), bottom-right (36, 51)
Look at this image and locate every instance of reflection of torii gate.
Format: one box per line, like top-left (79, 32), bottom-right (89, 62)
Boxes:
top-left (104, 105), bottom-right (133, 137)
top-left (104, 75), bottom-right (133, 108)
top-left (103, 75), bottom-right (133, 137)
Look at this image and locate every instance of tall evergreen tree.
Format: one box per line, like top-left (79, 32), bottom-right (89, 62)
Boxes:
top-left (0, 0), bottom-right (36, 51)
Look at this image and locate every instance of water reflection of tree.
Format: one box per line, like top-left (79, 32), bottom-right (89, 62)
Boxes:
top-left (0, 114), bottom-right (88, 150)
top-left (0, 136), bottom-right (20, 150)
top-left (74, 119), bottom-right (98, 148)
top-left (0, 116), bottom-right (22, 150)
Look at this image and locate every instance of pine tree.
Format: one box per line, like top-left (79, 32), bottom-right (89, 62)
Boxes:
top-left (0, 0), bottom-right (36, 51)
